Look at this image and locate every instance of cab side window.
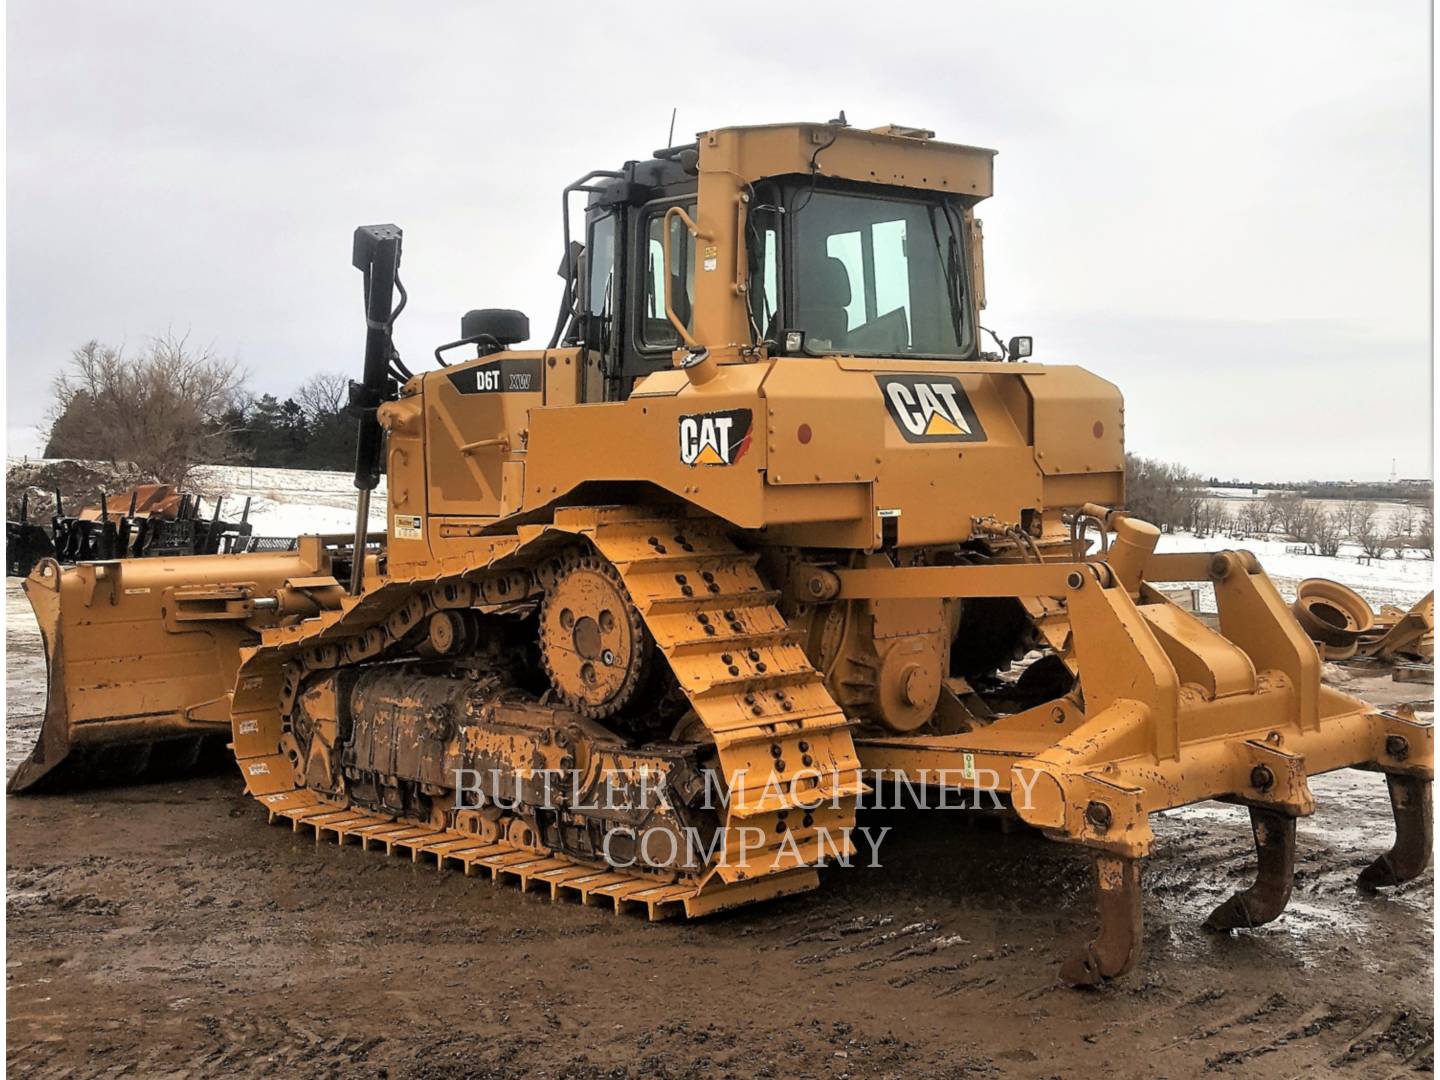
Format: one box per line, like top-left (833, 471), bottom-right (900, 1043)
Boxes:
top-left (640, 205), bottom-right (695, 349)
top-left (748, 208), bottom-right (782, 342)
top-left (587, 213), bottom-right (617, 318)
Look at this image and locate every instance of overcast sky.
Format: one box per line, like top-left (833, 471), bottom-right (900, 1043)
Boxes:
top-left (7, 0), bottom-right (1432, 481)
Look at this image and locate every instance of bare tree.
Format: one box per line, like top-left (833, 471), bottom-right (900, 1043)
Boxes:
top-left (1191, 498), bottom-right (1234, 539)
top-left (1352, 501), bottom-right (1388, 559)
top-left (44, 334), bottom-right (247, 487)
top-left (1214, 503), bottom-right (1235, 538)
top-left (1265, 491), bottom-right (1308, 540)
top-left (1419, 505), bottom-right (1435, 561)
top-left (1292, 500), bottom-right (1325, 553)
top-left (1332, 499), bottom-right (1365, 541)
top-left (294, 372), bottom-right (350, 423)
top-left (1311, 509), bottom-right (1345, 557)
top-left (1125, 455), bottom-right (1207, 533)
top-left (1235, 499), bottom-right (1270, 537)
top-left (1392, 503), bottom-right (1417, 539)
top-left (1258, 494), bottom-right (1283, 533)
top-left (1386, 506), bottom-right (1414, 560)
top-left (1192, 498), bottom-right (1215, 537)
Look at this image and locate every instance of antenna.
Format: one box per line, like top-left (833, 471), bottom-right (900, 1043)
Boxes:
top-left (667, 107), bottom-right (677, 149)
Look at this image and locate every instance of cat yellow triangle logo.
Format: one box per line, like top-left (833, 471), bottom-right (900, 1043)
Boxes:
top-left (923, 411), bottom-right (966, 437)
top-left (878, 374), bottom-right (987, 443)
top-left (679, 409), bottom-right (754, 466)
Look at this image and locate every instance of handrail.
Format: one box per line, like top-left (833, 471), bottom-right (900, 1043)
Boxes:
top-left (661, 206), bottom-right (710, 349)
top-left (459, 435), bottom-right (511, 455)
top-left (733, 192), bottom-right (750, 297)
top-left (548, 169), bottom-right (626, 349)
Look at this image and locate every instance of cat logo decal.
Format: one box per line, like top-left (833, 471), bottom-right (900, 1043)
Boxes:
top-left (679, 409), bottom-right (753, 466)
top-left (876, 374), bottom-right (987, 443)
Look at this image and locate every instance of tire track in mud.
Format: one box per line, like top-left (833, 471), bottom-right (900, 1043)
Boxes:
top-left (8, 1011), bottom-right (387, 1080)
top-left (7, 778), bottom-right (1432, 1079)
top-left (739, 798), bottom-right (1434, 1076)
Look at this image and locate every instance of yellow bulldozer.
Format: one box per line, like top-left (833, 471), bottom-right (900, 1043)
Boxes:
top-left (12, 119), bottom-right (1431, 986)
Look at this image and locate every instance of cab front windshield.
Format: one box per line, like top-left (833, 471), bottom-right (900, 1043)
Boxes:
top-left (785, 188), bottom-right (971, 358)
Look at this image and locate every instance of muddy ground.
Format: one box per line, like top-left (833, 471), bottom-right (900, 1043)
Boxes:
top-left (5, 579), bottom-right (1434, 1078)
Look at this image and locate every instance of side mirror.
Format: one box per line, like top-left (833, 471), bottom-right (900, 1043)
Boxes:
top-left (1007, 335), bottom-right (1033, 361)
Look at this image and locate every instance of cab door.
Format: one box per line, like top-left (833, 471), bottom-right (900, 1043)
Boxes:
top-left (577, 195), bottom-right (697, 404)
top-left (618, 196), bottom-right (696, 399)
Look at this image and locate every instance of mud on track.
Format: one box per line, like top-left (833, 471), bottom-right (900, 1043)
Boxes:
top-left (5, 579), bottom-right (1433, 1078)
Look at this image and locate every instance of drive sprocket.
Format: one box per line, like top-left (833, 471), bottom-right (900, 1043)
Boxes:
top-left (538, 552), bottom-right (662, 720)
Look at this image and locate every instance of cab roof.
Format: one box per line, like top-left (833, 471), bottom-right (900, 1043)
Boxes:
top-left (698, 121), bottom-right (995, 199)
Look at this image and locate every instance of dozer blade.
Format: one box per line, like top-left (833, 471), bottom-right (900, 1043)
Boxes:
top-left (10, 547), bottom-right (332, 792)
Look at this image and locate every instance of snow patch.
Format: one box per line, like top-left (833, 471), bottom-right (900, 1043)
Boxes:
top-left (1155, 530), bottom-right (1433, 613)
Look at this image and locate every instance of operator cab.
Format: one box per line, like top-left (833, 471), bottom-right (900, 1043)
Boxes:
top-left (553, 120), bottom-right (987, 403)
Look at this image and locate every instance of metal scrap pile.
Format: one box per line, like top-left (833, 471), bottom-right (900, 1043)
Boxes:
top-left (53, 484), bottom-right (254, 563)
top-left (1361, 594), bottom-right (1436, 663)
top-left (1292, 577), bottom-right (1434, 666)
top-left (6, 493), bottom-right (54, 576)
top-left (5, 482), bottom-right (278, 578)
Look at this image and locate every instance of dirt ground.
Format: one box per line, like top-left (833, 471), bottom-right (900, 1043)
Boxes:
top-left (5, 579), bottom-right (1434, 1078)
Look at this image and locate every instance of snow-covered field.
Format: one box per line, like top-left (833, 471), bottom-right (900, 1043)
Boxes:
top-left (1201, 486), bottom-right (1421, 524)
top-left (5, 457), bottom-right (389, 537)
top-left (188, 463), bottom-right (388, 536)
top-left (1156, 531), bottom-right (1432, 613)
